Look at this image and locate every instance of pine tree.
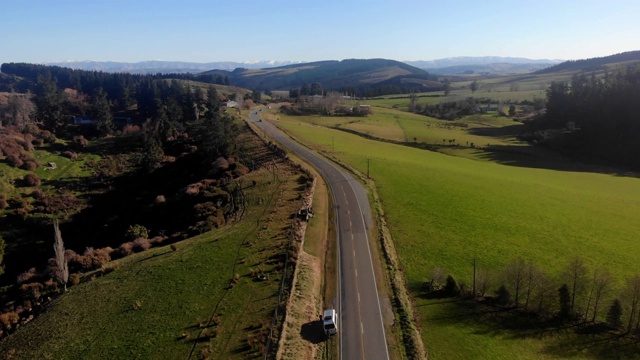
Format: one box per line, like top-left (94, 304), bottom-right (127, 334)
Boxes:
top-left (607, 299), bottom-right (623, 329)
top-left (92, 88), bottom-right (114, 136)
top-left (558, 284), bottom-right (572, 321)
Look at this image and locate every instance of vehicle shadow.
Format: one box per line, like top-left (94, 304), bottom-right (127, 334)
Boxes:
top-left (300, 319), bottom-right (326, 344)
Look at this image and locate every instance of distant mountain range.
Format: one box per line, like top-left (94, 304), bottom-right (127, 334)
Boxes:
top-left (42, 56), bottom-right (562, 75)
top-left (405, 56), bottom-right (561, 68)
top-left (43, 60), bottom-right (305, 74)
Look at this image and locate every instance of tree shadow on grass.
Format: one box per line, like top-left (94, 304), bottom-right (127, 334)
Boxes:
top-left (425, 298), bottom-right (640, 359)
top-left (471, 144), bottom-right (640, 178)
top-left (300, 319), bottom-right (326, 344)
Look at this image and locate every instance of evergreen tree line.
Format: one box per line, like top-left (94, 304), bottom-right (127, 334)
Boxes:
top-left (531, 66), bottom-right (640, 168)
top-left (1, 63), bottom-right (230, 138)
top-left (1, 62), bottom-right (237, 173)
top-left (429, 256), bottom-right (640, 332)
top-left (1, 63), bottom-right (229, 114)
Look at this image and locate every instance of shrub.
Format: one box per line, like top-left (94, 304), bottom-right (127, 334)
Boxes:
top-left (185, 183), bottom-right (201, 196)
top-left (0, 312), bottom-right (20, 331)
top-left (20, 160), bottom-right (38, 171)
top-left (118, 242), bottom-right (134, 256)
top-left (62, 151), bottom-right (78, 160)
top-left (23, 173), bottom-right (40, 187)
top-left (69, 273), bottom-right (82, 286)
top-left (213, 157), bottom-right (230, 172)
top-left (132, 238), bottom-right (151, 252)
top-left (39, 130), bottom-right (56, 144)
top-left (31, 188), bottom-right (45, 199)
top-left (125, 224), bottom-right (149, 241)
top-left (0, 199), bottom-right (8, 209)
top-left (6, 154), bottom-right (23, 168)
top-left (17, 268), bottom-right (37, 284)
top-left (21, 134), bottom-right (35, 152)
top-left (149, 236), bottom-right (167, 245)
top-left (72, 135), bottom-right (89, 148)
top-left (44, 278), bottom-right (59, 293)
top-left (12, 207), bottom-right (29, 219)
top-left (19, 282), bottom-right (44, 301)
top-left (32, 138), bottom-right (44, 147)
top-left (84, 247), bottom-right (112, 268)
top-left (41, 193), bottom-right (81, 214)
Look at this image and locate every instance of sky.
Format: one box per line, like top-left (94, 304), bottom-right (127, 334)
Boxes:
top-left (1, 0), bottom-right (639, 64)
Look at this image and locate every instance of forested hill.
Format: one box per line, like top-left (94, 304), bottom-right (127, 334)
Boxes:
top-left (535, 50), bottom-right (640, 74)
top-left (202, 58), bottom-right (442, 96)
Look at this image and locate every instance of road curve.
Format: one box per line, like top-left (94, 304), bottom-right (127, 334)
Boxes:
top-left (249, 109), bottom-right (390, 360)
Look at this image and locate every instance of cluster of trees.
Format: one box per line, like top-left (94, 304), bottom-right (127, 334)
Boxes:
top-left (531, 66), bottom-right (640, 168)
top-left (429, 256), bottom-right (640, 332)
top-left (339, 81), bottom-right (443, 98)
top-left (283, 92), bottom-right (369, 117)
top-left (419, 97), bottom-right (479, 120)
top-left (1, 63), bottom-right (230, 102)
top-left (288, 82), bottom-right (324, 98)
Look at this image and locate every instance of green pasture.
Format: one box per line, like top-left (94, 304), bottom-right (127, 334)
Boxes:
top-left (0, 145), bottom-right (99, 206)
top-left (367, 89), bottom-right (546, 111)
top-left (280, 106), bottom-right (527, 154)
top-left (0, 167), bottom-right (301, 359)
top-left (366, 69), bottom-right (584, 111)
top-left (273, 116), bottom-right (640, 359)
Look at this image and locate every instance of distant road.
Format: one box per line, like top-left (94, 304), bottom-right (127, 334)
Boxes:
top-left (249, 109), bottom-right (390, 360)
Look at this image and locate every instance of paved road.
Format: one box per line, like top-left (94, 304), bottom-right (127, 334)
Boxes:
top-left (249, 109), bottom-right (390, 360)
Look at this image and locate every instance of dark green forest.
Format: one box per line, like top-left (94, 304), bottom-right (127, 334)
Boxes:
top-left (529, 66), bottom-right (640, 168)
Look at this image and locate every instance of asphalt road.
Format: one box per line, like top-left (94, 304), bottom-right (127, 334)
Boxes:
top-left (249, 109), bottom-right (390, 360)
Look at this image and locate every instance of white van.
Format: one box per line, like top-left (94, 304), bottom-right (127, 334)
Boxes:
top-left (323, 309), bottom-right (338, 336)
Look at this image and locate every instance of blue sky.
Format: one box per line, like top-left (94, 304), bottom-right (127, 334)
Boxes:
top-left (1, 0), bottom-right (639, 63)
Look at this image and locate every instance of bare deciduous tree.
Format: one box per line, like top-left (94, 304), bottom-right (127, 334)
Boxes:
top-left (624, 275), bottom-right (640, 333)
top-left (564, 256), bottom-right (588, 314)
top-left (533, 271), bottom-right (555, 315)
top-left (585, 267), bottom-right (613, 322)
top-left (504, 257), bottom-right (527, 306)
top-left (53, 220), bottom-right (69, 292)
top-left (524, 261), bottom-right (544, 309)
top-left (476, 269), bottom-right (493, 297)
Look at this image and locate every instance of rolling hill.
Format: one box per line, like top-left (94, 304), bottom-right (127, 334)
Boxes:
top-left (201, 58), bottom-right (441, 94)
top-left (535, 50), bottom-right (640, 74)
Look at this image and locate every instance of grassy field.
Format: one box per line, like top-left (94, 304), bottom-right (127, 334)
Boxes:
top-left (0, 143), bottom-right (98, 201)
top-left (269, 110), bottom-right (640, 359)
top-left (0, 160), bottom-right (306, 359)
top-left (365, 70), bottom-right (575, 112)
top-left (279, 106), bottom-right (528, 155)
